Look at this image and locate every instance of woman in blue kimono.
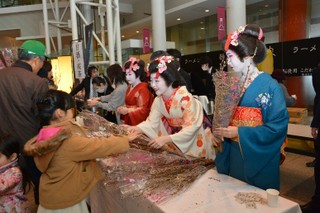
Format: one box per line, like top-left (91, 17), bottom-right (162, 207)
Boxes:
top-left (213, 24), bottom-right (289, 190)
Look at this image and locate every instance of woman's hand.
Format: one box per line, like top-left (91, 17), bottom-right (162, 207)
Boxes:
top-left (117, 106), bottom-right (129, 115)
top-left (127, 130), bottom-right (142, 142)
top-left (211, 133), bottom-right (222, 147)
top-left (127, 126), bottom-right (143, 134)
top-left (87, 98), bottom-right (99, 107)
top-left (213, 126), bottom-right (239, 140)
top-left (148, 135), bottom-right (172, 149)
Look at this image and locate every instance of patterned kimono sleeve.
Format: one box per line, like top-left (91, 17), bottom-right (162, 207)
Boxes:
top-left (137, 97), bottom-right (162, 139)
top-left (0, 167), bottom-right (21, 193)
top-left (170, 96), bottom-right (204, 152)
top-left (127, 87), bottom-right (153, 123)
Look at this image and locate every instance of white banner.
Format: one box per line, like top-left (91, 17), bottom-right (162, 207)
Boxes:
top-left (72, 41), bottom-right (86, 79)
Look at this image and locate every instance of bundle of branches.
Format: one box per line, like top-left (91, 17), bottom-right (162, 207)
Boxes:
top-left (77, 110), bottom-right (215, 203)
top-left (212, 60), bottom-right (246, 152)
top-left (100, 149), bottom-right (214, 203)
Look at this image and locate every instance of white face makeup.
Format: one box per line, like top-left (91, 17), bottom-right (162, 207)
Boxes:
top-left (226, 50), bottom-right (246, 73)
top-left (150, 73), bottom-right (169, 97)
top-left (125, 69), bottom-right (138, 86)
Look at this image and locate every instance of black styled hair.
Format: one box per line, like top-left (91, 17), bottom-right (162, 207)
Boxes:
top-left (223, 24), bottom-right (267, 64)
top-left (124, 59), bottom-right (147, 82)
top-left (37, 89), bottom-right (75, 126)
top-left (92, 76), bottom-right (106, 86)
top-left (87, 65), bottom-right (98, 77)
top-left (148, 59), bottom-right (184, 88)
top-left (107, 64), bottom-right (126, 85)
top-left (199, 56), bottom-right (213, 67)
top-left (0, 134), bottom-right (31, 194)
top-left (167, 49), bottom-right (182, 60)
top-left (150, 50), bottom-right (169, 61)
top-left (38, 61), bottom-right (52, 78)
top-left (43, 61), bottom-right (52, 72)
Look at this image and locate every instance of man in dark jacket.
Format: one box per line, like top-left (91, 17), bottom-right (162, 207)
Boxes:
top-left (69, 65), bottom-right (99, 100)
top-left (0, 40), bottom-right (49, 204)
top-left (191, 56), bottom-right (216, 101)
top-left (302, 62), bottom-right (320, 213)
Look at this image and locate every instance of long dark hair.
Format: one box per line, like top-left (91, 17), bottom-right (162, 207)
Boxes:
top-left (107, 64), bottom-right (127, 85)
top-left (0, 134), bottom-right (31, 193)
top-left (223, 24), bottom-right (267, 64)
top-left (37, 90), bottom-right (75, 126)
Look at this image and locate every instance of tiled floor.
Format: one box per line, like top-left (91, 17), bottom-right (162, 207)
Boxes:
top-left (280, 152), bottom-right (315, 205)
top-left (26, 152), bottom-right (315, 212)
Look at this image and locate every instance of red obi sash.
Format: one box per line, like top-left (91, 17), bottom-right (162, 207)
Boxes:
top-left (230, 106), bottom-right (263, 127)
top-left (230, 106), bottom-right (287, 165)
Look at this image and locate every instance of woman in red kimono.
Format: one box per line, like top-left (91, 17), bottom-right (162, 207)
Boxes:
top-left (117, 57), bottom-right (154, 125)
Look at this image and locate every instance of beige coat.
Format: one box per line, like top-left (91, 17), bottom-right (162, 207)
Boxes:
top-left (24, 119), bottom-right (129, 209)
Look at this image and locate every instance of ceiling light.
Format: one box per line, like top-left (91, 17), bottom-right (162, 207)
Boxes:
top-left (121, 35), bottom-right (125, 38)
top-left (136, 30), bottom-right (140, 33)
top-left (177, 18), bottom-right (181, 21)
top-left (264, 4), bottom-right (269, 7)
top-left (201, 27), bottom-right (205, 30)
top-left (205, 9), bottom-right (210, 13)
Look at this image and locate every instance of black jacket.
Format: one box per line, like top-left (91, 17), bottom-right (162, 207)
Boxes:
top-left (179, 68), bottom-right (192, 92)
top-left (70, 77), bottom-right (92, 100)
top-left (311, 67), bottom-right (320, 128)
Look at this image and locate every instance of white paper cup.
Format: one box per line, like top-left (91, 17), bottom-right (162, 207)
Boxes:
top-left (266, 189), bottom-right (279, 207)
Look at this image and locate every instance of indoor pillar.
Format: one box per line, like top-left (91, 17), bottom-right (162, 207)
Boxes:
top-left (151, 0), bottom-right (166, 51)
top-left (279, 0), bottom-right (310, 41)
top-left (226, 0), bottom-right (246, 34)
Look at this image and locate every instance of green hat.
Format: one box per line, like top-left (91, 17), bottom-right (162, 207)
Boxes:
top-left (20, 40), bottom-right (49, 58)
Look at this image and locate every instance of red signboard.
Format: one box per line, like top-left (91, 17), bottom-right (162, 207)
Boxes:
top-left (143, 28), bottom-right (151, 54)
top-left (217, 6), bottom-right (226, 41)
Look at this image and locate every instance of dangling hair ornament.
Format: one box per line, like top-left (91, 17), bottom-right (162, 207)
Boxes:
top-left (123, 57), bottom-right (140, 73)
top-left (224, 25), bottom-right (246, 51)
top-left (258, 27), bottom-right (264, 40)
top-left (155, 55), bottom-right (174, 78)
top-left (145, 63), bottom-right (150, 77)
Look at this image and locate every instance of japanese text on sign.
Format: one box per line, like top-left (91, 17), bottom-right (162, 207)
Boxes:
top-left (72, 41), bottom-right (86, 80)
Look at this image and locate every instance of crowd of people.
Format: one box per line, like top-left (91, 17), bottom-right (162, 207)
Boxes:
top-left (0, 23), bottom-right (317, 213)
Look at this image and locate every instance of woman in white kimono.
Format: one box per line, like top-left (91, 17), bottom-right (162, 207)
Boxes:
top-left (130, 56), bottom-right (215, 159)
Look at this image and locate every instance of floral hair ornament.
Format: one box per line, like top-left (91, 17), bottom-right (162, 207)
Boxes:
top-left (123, 57), bottom-right (140, 73)
top-left (224, 25), bottom-right (246, 51)
top-left (155, 55), bottom-right (174, 78)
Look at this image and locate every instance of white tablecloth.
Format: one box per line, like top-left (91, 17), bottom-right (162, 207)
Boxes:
top-left (89, 167), bottom-right (301, 213)
top-left (287, 123), bottom-right (313, 140)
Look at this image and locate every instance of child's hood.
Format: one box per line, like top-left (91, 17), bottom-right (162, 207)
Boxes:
top-left (24, 127), bottom-right (70, 157)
